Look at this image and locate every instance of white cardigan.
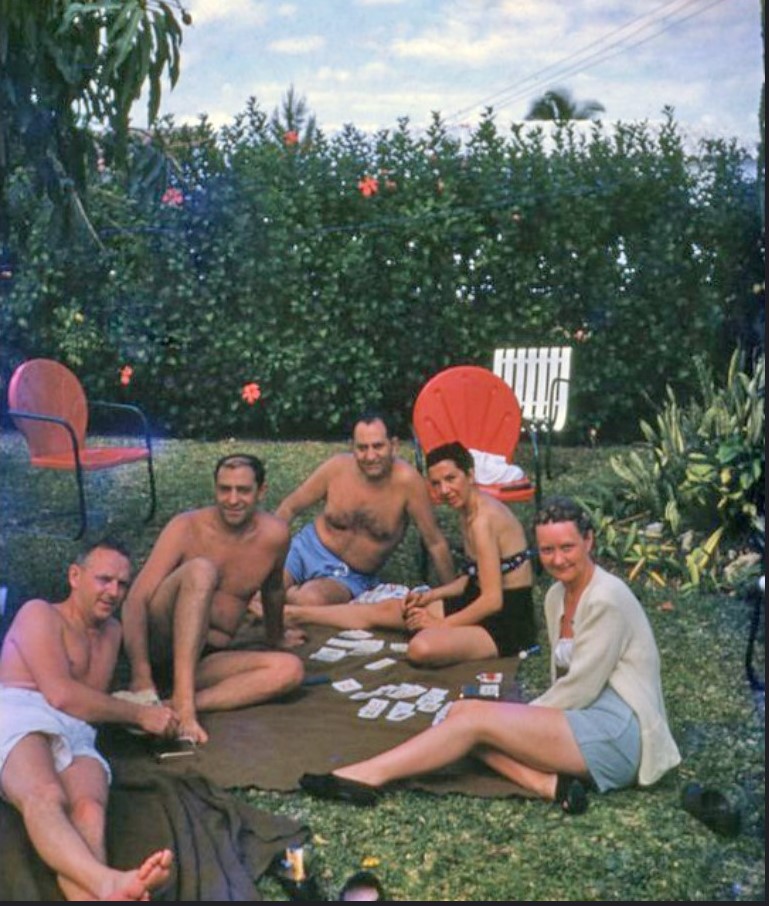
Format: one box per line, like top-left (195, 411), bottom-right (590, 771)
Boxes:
top-left (532, 565), bottom-right (681, 787)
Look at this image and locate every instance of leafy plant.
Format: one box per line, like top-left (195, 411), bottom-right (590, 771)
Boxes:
top-left (605, 349), bottom-right (765, 589)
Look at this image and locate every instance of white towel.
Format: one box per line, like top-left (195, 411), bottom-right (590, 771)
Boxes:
top-left (468, 448), bottom-right (525, 484)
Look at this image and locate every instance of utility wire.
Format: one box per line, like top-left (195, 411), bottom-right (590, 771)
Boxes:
top-left (445, 0), bottom-right (729, 123)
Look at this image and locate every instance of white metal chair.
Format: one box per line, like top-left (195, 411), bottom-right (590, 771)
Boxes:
top-left (492, 346), bottom-right (572, 485)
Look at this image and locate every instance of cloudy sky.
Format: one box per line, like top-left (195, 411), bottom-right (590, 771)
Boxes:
top-left (152, 0), bottom-right (764, 152)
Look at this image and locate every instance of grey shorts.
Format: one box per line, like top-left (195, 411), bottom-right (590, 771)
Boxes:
top-left (285, 522), bottom-right (380, 599)
top-left (565, 686), bottom-right (641, 793)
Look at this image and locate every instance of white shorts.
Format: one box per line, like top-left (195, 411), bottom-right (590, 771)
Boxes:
top-left (0, 685), bottom-right (111, 795)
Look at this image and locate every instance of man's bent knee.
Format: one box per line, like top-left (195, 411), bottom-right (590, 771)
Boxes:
top-left (177, 557), bottom-right (219, 590)
top-left (406, 633), bottom-right (438, 666)
top-left (274, 652), bottom-right (305, 692)
top-left (69, 794), bottom-right (106, 832)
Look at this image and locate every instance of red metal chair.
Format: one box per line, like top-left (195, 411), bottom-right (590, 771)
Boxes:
top-left (412, 365), bottom-right (537, 506)
top-left (7, 358), bottom-right (156, 538)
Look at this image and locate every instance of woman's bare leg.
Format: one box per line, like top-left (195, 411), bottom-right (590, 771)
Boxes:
top-left (333, 699), bottom-right (588, 799)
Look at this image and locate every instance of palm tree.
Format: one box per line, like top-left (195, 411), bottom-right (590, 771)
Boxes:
top-left (270, 85), bottom-right (318, 149)
top-left (525, 87), bottom-right (605, 122)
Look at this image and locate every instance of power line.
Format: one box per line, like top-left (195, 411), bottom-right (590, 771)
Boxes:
top-left (445, 0), bottom-right (729, 123)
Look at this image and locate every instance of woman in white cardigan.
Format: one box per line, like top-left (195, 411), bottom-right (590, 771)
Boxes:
top-left (300, 496), bottom-right (681, 813)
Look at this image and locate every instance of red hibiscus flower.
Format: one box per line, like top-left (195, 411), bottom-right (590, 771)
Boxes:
top-left (284, 130), bottom-right (299, 146)
top-left (119, 365), bottom-right (134, 386)
top-left (241, 382), bottom-right (261, 405)
top-left (358, 175), bottom-right (379, 197)
top-left (161, 187), bottom-right (184, 207)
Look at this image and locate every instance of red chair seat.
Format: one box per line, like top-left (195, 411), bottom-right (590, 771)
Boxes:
top-left (7, 358), bottom-right (157, 538)
top-left (30, 447), bottom-right (151, 471)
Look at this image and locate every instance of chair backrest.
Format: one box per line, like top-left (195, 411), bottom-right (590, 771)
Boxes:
top-left (7, 359), bottom-right (89, 457)
top-left (492, 346), bottom-right (572, 431)
top-left (412, 365), bottom-right (523, 462)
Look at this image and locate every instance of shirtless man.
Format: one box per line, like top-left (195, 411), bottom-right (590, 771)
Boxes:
top-left (121, 453), bottom-right (304, 746)
top-left (273, 412), bottom-right (455, 607)
top-left (0, 539), bottom-right (177, 901)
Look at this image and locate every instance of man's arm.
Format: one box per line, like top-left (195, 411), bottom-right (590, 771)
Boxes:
top-left (8, 601), bottom-right (177, 736)
top-left (274, 458), bottom-right (335, 523)
top-left (403, 469), bottom-right (455, 584)
top-left (121, 515), bottom-right (188, 692)
top-left (260, 564), bottom-right (287, 647)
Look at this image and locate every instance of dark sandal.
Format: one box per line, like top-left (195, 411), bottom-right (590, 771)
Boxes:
top-left (555, 774), bottom-right (589, 815)
top-left (299, 772), bottom-right (381, 806)
top-left (681, 781), bottom-right (740, 837)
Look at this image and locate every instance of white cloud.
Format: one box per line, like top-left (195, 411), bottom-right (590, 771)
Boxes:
top-left (186, 0), bottom-right (269, 27)
top-left (315, 66), bottom-right (352, 83)
top-left (268, 35), bottom-right (326, 54)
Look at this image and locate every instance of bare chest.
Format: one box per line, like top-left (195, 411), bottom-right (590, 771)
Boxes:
top-left (184, 532), bottom-right (276, 598)
top-left (324, 488), bottom-right (407, 543)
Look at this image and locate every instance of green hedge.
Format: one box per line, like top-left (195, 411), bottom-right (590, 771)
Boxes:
top-left (1, 107), bottom-right (763, 441)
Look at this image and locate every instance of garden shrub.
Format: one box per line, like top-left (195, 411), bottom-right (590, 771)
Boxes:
top-left (585, 348), bottom-right (765, 590)
top-left (1, 105), bottom-right (763, 441)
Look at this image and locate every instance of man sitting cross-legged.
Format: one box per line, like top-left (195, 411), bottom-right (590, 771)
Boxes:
top-left (271, 411), bottom-right (455, 608)
top-left (121, 453), bottom-right (304, 745)
top-left (0, 539), bottom-right (177, 901)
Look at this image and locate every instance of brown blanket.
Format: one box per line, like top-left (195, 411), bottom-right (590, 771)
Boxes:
top-left (101, 624), bottom-right (534, 798)
top-left (0, 772), bottom-right (309, 901)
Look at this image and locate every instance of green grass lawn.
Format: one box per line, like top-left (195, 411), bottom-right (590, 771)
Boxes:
top-left (0, 431), bottom-right (764, 901)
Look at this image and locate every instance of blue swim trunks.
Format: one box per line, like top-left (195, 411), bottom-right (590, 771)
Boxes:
top-left (285, 523), bottom-right (381, 599)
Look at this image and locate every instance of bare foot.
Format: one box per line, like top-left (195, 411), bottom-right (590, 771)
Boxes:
top-left (176, 711), bottom-right (209, 745)
top-left (247, 592), bottom-right (264, 620)
top-left (102, 848), bottom-right (174, 901)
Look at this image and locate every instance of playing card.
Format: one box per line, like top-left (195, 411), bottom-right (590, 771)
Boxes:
top-left (387, 683), bottom-right (428, 699)
top-left (357, 698), bottom-right (390, 719)
top-left (386, 701), bottom-right (416, 721)
top-left (364, 657), bottom-right (397, 671)
top-left (336, 629), bottom-right (374, 640)
top-left (332, 678), bottom-right (364, 693)
top-left (309, 645), bottom-right (348, 662)
top-left (431, 702), bottom-right (454, 725)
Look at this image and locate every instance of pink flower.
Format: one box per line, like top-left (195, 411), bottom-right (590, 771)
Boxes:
top-left (358, 175), bottom-right (379, 197)
top-left (283, 130), bottom-right (299, 146)
top-left (241, 382), bottom-right (261, 405)
top-left (161, 187), bottom-right (184, 207)
top-left (119, 365), bottom-right (134, 387)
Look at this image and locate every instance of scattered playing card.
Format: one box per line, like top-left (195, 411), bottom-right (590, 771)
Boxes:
top-left (336, 629), bottom-right (374, 640)
top-left (349, 639), bottom-right (386, 655)
top-left (350, 684), bottom-right (398, 700)
top-left (309, 646), bottom-right (348, 662)
top-left (389, 642), bottom-right (409, 653)
top-left (387, 683), bottom-right (428, 699)
top-left (357, 698), bottom-right (390, 719)
top-left (431, 702), bottom-right (454, 725)
top-left (364, 657), bottom-right (397, 671)
top-left (332, 678), bottom-right (364, 693)
top-left (326, 636), bottom-right (377, 650)
top-left (416, 688), bottom-right (450, 712)
top-left (386, 701), bottom-right (416, 721)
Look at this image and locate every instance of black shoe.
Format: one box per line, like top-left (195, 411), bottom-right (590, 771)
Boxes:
top-left (339, 869), bottom-right (385, 900)
top-left (299, 772), bottom-right (381, 806)
top-left (681, 781), bottom-right (740, 837)
top-left (555, 774), bottom-right (589, 815)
